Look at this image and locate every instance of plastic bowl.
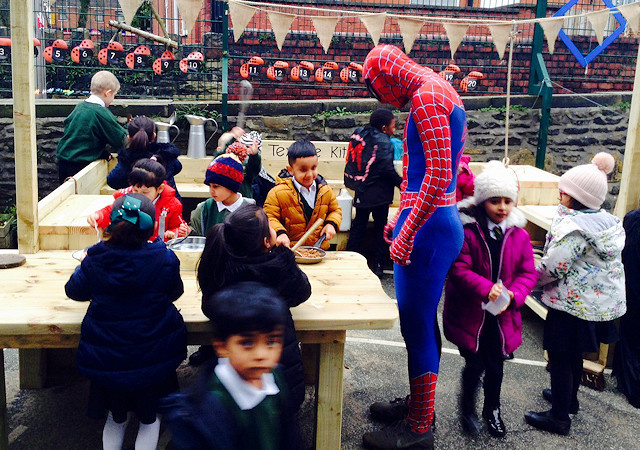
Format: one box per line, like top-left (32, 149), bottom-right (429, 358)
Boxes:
top-left (167, 236), bottom-right (206, 271)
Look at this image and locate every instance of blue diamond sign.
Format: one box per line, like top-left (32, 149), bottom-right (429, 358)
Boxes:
top-left (554, 0), bottom-right (627, 67)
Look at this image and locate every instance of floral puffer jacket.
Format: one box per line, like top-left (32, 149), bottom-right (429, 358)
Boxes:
top-left (538, 205), bottom-right (626, 321)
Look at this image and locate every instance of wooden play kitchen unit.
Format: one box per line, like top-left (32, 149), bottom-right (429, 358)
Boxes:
top-left (0, 250), bottom-right (397, 450)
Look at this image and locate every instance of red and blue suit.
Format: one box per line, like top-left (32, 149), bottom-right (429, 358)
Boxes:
top-left (364, 45), bottom-right (467, 433)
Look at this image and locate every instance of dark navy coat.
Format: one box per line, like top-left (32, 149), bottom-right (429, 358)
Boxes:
top-left (65, 240), bottom-right (187, 391)
top-left (107, 142), bottom-right (183, 199)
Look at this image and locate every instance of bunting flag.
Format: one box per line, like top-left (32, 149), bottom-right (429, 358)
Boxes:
top-left (228, 0), bottom-right (257, 42)
top-left (488, 23), bottom-right (512, 60)
top-left (359, 13), bottom-right (387, 46)
top-left (175, 0), bottom-right (204, 36)
top-left (117, 0), bottom-right (143, 25)
top-left (618, 3), bottom-right (640, 36)
top-left (540, 17), bottom-right (564, 54)
top-left (267, 10), bottom-right (296, 50)
top-left (397, 17), bottom-right (424, 53)
top-left (443, 23), bottom-right (469, 59)
top-left (312, 16), bottom-right (340, 53)
top-left (586, 9), bottom-right (610, 45)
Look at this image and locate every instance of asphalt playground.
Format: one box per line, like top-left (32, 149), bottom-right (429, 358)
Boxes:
top-left (3, 270), bottom-right (640, 449)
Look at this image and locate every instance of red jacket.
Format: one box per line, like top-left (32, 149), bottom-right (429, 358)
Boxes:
top-left (443, 200), bottom-right (538, 355)
top-left (94, 182), bottom-right (183, 242)
top-left (456, 155), bottom-right (475, 202)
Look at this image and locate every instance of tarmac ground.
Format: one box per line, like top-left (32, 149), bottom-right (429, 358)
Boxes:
top-left (4, 270), bottom-right (640, 449)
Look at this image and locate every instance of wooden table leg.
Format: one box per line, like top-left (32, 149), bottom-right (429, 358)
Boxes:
top-left (1, 349), bottom-right (8, 450)
top-left (19, 349), bottom-right (46, 389)
top-left (314, 331), bottom-right (346, 450)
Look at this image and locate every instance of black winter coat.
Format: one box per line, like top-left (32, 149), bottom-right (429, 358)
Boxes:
top-left (615, 209), bottom-right (640, 407)
top-left (107, 142), bottom-right (183, 199)
top-left (350, 126), bottom-right (402, 209)
top-left (65, 240), bottom-right (187, 391)
top-left (212, 245), bottom-right (312, 409)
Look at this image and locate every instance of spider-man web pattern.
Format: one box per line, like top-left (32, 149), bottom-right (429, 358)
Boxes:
top-left (364, 45), bottom-right (467, 432)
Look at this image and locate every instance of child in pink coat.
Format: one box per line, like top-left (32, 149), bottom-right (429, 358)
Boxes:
top-left (444, 161), bottom-right (537, 438)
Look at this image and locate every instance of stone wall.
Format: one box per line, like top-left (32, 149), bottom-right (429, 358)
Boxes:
top-left (0, 98), bottom-right (630, 211)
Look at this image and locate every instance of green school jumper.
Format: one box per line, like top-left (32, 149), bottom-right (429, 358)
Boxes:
top-left (56, 101), bottom-right (126, 163)
top-left (190, 197), bottom-right (255, 236)
top-left (208, 371), bottom-right (288, 450)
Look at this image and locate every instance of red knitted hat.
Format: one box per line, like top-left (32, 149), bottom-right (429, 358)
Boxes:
top-left (204, 154), bottom-right (244, 193)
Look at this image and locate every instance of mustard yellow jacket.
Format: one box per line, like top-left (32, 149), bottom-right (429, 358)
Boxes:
top-left (264, 173), bottom-right (342, 250)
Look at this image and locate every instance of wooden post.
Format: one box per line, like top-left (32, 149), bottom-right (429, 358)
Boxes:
top-left (10, 0), bottom-right (39, 253)
top-left (314, 331), bottom-right (345, 450)
top-left (614, 42), bottom-right (640, 219)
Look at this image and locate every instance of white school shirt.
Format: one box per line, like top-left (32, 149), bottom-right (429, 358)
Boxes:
top-left (214, 357), bottom-right (279, 410)
top-left (292, 177), bottom-right (317, 209)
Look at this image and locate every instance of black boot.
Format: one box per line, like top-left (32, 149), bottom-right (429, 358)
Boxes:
top-left (460, 412), bottom-right (481, 436)
top-left (363, 420), bottom-right (434, 449)
top-left (369, 396), bottom-right (409, 423)
top-left (542, 389), bottom-right (579, 414)
top-left (482, 407), bottom-right (506, 437)
top-left (524, 410), bottom-right (571, 435)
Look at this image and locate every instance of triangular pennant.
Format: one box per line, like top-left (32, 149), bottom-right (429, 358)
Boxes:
top-left (397, 17), bottom-right (424, 53)
top-left (228, 0), bottom-right (257, 42)
top-left (488, 24), bottom-right (512, 60)
top-left (176, 0), bottom-right (204, 36)
top-left (618, 3), bottom-right (640, 36)
top-left (267, 11), bottom-right (296, 51)
top-left (118, 0), bottom-right (143, 25)
top-left (586, 9), bottom-right (610, 45)
top-left (359, 13), bottom-right (387, 46)
top-left (443, 23), bottom-right (469, 60)
top-left (312, 16), bottom-right (340, 53)
top-left (540, 17), bottom-right (564, 54)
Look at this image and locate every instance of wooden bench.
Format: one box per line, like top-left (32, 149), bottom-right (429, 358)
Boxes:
top-left (0, 250), bottom-right (398, 450)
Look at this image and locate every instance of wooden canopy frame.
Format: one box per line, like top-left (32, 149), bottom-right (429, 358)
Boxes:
top-left (8, 2), bottom-right (640, 254)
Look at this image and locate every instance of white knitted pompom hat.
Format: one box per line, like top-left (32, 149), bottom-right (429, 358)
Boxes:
top-left (558, 152), bottom-right (615, 209)
top-left (474, 160), bottom-right (519, 204)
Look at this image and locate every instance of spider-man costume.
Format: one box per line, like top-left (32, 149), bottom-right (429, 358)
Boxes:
top-left (364, 45), bottom-right (467, 434)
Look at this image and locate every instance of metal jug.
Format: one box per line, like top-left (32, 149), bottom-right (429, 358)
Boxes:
top-left (154, 122), bottom-right (180, 144)
top-left (185, 115), bottom-right (218, 158)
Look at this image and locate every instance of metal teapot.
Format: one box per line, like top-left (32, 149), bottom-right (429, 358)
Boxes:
top-left (185, 114), bottom-right (218, 158)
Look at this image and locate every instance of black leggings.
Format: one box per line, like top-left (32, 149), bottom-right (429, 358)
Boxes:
top-left (548, 349), bottom-right (582, 421)
top-left (459, 315), bottom-right (504, 414)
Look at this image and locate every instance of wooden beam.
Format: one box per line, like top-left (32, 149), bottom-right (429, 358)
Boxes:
top-left (10, 0), bottom-right (38, 254)
top-left (614, 43), bottom-right (640, 219)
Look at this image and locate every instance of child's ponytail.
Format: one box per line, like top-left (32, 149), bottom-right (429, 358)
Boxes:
top-left (128, 116), bottom-right (155, 153)
top-left (197, 204), bottom-right (271, 297)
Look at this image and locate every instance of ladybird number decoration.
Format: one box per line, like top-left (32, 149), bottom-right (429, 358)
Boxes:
top-left (315, 62), bottom-right (339, 83)
top-left (290, 61), bottom-right (314, 82)
top-left (460, 71), bottom-right (484, 93)
top-left (125, 45), bottom-right (151, 69)
top-left (438, 64), bottom-right (460, 85)
top-left (340, 62), bottom-right (363, 83)
top-left (266, 61), bottom-right (289, 81)
top-left (70, 39), bottom-right (94, 64)
top-left (153, 50), bottom-right (176, 75)
top-left (98, 41), bottom-right (125, 66)
top-left (43, 39), bottom-right (69, 63)
top-left (0, 38), bottom-right (10, 62)
top-left (240, 56), bottom-right (264, 79)
top-left (179, 51), bottom-right (204, 73)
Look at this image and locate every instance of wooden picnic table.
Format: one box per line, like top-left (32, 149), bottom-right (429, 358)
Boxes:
top-left (0, 250), bottom-right (398, 449)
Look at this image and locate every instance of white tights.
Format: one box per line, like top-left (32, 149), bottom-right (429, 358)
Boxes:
top-left (102, 412), bottom-right (161, 450)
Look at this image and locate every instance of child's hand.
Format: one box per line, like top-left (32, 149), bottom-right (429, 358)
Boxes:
top-left (87, 212), bottom-right (99, 228)
top-left (383, 222), bottom-right (395, 244)
top-left (177, 223), bottom-right (191, 238)
top-left (321, 223), bottom-right (337, 241)
top-left (276, 234), bottom-right (291, 248)
top-left (230, 126), bottom-right (244, 140)
top-left (497, 298), bottom-right (512, 314)
top-left (164, 230), bottom-right (176, 240)
top-left (488, 283), bottom-right (503, 302)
